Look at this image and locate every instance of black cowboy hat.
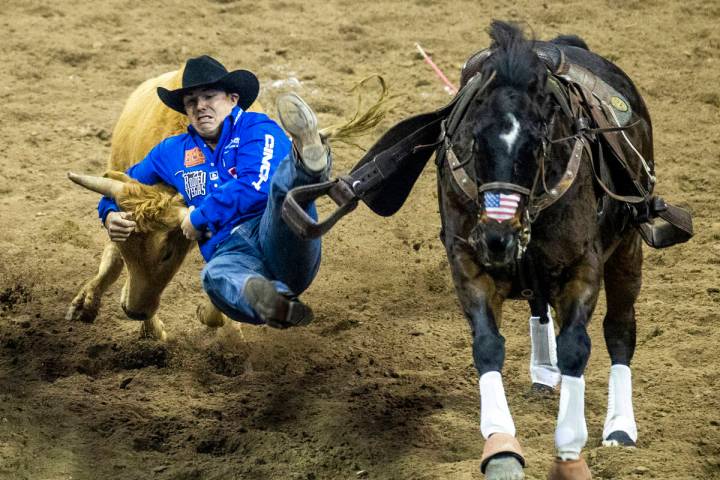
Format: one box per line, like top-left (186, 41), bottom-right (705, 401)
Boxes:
top-left (157, 55), bottom-right (259, 114)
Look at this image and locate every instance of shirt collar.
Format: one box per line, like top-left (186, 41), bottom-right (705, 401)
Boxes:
top-left (187, 106), bottom-right (242, 149)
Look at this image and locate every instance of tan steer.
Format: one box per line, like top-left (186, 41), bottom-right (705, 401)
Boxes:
top-left (67, 66), bottom-right (262, 340)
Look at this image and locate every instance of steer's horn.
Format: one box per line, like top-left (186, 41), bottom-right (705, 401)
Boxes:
top-left (67, 172), bottom-right (125, 198)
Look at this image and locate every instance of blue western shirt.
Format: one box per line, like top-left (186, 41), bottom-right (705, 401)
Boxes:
top-left (98, 106), bottom-right (292, 261)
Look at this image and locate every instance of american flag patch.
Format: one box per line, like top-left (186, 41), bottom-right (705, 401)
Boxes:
top-left (484, 192), bottom-right (521, 221)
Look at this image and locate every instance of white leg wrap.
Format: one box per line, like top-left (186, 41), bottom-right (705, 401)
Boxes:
top-left (555, 375), bottom-right (588, 460)
top-left (529, 313), bottom-right (560, 388)
top-left (479, 371), bottom-right (516, 439)
top-left (603, 364), bottom-right (638, 442)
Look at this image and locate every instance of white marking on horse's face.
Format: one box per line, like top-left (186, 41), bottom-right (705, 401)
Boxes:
top-left (499, 113), bottom-right (520, 154)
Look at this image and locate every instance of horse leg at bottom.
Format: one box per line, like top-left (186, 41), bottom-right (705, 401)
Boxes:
top-left (549, 269), bottom-right (599, 480)
top-left (602, 234), bottom-right (641, 447)
top-left (458, 279), bottom-right (525, 479)
top-left (480, 370), bottom-right (526, 480)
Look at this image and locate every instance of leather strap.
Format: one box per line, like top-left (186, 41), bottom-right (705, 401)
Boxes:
top-left (281, 178), bottom-right (358, 240)
top-left (589, 144), bottom-right (646, 204)
top-left (530, 136), bottom-right (587, 215)
top-left (478, 182), bottom-right (531, 196)
top-left (446, 142), bottom-right (478, 200)
top-left (350, 116), bottom-right (445, 198)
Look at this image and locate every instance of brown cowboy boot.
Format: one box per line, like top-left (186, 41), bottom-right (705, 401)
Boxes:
top-left (243, 276), bottom-right (313, 329)
top-left (276, 93), bottom-right (330, 176)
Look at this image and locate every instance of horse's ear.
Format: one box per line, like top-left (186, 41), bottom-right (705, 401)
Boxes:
top-left (527, 68), bottom-right (548, 98)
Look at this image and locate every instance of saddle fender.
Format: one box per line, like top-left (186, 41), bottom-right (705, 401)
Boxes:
top-left (348, 99), bottom-right (458, 216)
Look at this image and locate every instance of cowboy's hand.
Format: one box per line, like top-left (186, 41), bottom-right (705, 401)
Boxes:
top-left (105, 211), bottom-right (136, 242)
top-left (181, 206), bottom-right (203, 240)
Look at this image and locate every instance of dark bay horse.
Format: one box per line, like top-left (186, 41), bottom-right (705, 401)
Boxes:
top-left (437, 22), bottom-right (653, 479)
top-left (282, 18), bottom-right (691, 479)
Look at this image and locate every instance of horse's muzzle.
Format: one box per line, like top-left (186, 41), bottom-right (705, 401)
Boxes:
top-left (469, 221), bottom-right (520, 269)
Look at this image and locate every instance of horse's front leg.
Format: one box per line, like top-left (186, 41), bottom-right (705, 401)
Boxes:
top-left (448, 245), bottom-right (525, 480)
top-left (548, 258), bottom-right (601, 479)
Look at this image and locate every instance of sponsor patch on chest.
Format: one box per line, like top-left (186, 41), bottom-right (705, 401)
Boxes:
top-left (184, 147), bottom-right (206, 167)
top-left (183, 170), bottom-right (206, 199)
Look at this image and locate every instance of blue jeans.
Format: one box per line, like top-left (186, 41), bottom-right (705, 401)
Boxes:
top-left (201, 154), bottom-right (322, 324)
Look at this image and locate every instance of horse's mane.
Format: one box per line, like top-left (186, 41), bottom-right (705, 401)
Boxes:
top-left (484, 20), bottom-right (545, 92)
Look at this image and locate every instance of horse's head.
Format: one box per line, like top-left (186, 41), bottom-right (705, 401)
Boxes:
top-left (451, 22), bottom-right (556, 269)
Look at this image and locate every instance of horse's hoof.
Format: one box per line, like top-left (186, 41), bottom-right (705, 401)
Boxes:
top-left (531, 382), bottom-right (556, 395)
top-left (547, 457), bottom-right (591, 480)
top-left (602, 430), bottom-right (636, 448)
top-left (481, 433), bottom-right (525, 479)
top-left (484, 455), bottom-right (525, 480)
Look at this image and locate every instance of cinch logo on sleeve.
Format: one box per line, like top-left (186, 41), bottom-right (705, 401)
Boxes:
top-left (252, 134), bottom-right (274, 191)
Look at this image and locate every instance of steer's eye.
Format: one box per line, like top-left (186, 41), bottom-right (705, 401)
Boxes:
top-left (160, 248), bottom-right (173, 263)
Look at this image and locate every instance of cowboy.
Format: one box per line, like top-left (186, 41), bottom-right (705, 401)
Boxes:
top-left (99, 55), bottom-right (330, 328)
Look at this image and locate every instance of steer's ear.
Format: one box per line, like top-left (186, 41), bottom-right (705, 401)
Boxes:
top-left (104, 170), bottom-right (133, 182)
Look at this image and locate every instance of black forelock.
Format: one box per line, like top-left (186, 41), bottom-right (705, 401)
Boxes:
top-left (483, 20), bottom-right (545, 92)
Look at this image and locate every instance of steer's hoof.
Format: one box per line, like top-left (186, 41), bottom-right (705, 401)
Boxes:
top-left (140, 318), bottom-right (167, 342)
top-left (547, 457), bottom-right (591, 480)
top-left (66, 289), bottom-right (100, 323)
top-left (196, 300), bottom-right (225, 328)
top-left (485, 455), bottom-right (525, 479)
top-left (602, 431), bottom-right (636, 448)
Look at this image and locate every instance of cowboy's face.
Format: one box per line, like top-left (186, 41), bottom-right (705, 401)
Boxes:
top-left (183, 88), bottom-right (239, 141)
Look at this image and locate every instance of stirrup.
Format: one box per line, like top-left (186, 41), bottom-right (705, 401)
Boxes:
top-left (282, 176), bottom-right (359, 239)
top-left (637, 196), bottom-right (693, 249)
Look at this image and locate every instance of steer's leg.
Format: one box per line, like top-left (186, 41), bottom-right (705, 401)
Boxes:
top-left (548, 259), bottom-right (600, 480)
top-left (67, 241), bottom-right (124, 323)
top-left (602, 233), bottom-right (642, 447)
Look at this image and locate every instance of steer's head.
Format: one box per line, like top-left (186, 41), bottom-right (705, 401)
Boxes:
top-left (68, 171), bottom-right (193, 320)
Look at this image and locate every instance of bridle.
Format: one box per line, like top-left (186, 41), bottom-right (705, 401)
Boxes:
top-left (439, 71), bottom-right (593, 259)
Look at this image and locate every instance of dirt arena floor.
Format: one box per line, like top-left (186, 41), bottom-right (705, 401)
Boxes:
top-left (1, 0), bottom-right (719, 479)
